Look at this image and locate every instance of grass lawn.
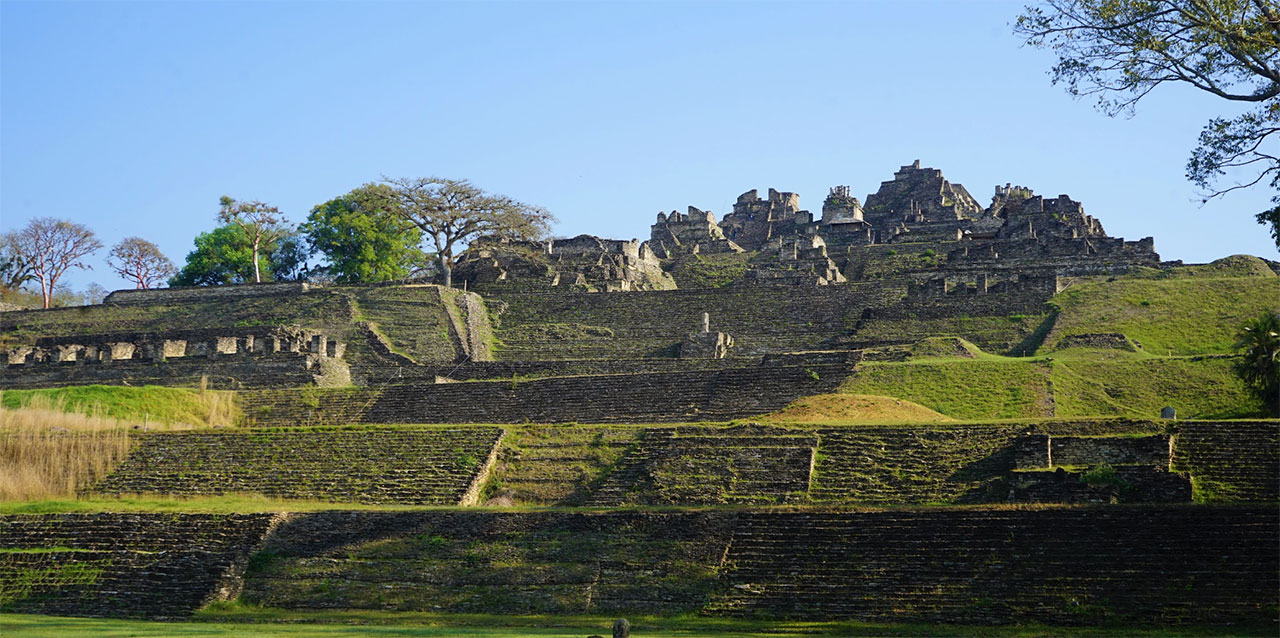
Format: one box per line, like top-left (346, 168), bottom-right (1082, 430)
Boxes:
top-left (3, 612), bottom-right (1274, 638)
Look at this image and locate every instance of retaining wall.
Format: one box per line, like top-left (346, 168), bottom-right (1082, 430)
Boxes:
top-left (0, 513), bottom-right (279, 618)
top-left (90, 428), bottom-right (503, 505)
top-left (239, 365), bottom-right (847, 426)
top-left (238, 506), bottom-right (1277, 624)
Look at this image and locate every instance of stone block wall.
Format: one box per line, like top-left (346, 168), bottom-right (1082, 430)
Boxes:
top-left (0, 513), bottom-right (280, 618)
top-left (239, 365), bottom-right (847, 426)
top-left (707, 506), bottom-right (1277, 624)
top-left (485, 285), bottom-right (904, 360)
top-left (1173, 420), bottom-right (1280, 502)
top-left (102, 282), bottom-right (316, 305)
top-left (1, 327), bottom-right (348, 389)
top-left (89, 428), bottom-right (503, 505)
top-left (241, 510), bottom-right (737, 616)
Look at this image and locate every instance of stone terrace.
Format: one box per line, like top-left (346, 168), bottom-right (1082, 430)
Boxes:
top-left (239, 365), bottom-right (847, 426)
top-left (707, 506), bottom-right (1277, 624)
top-left (242, 510), bottom-right (735, 616)
top-left (584, 425), bottom-right (818, 506)
top-left (0, 513), bottom-right (280, 618)
top-left (89, 428), bottom-right (504, 505)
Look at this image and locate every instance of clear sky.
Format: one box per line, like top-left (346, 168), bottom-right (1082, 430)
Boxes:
top-left (2, 0), bottom-right (1275, 294)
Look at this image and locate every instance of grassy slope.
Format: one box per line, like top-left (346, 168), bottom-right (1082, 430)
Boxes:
top-left (836, 350), bottom-right (1262, 420)
top-left (1050, 356), bottom-right (1263, 419)
top-left (1044, 276), bottom-right (1279, 355)
top-left (761, 393), bottom-right (953, 424)
top-left (840, 360), bottom-right (1053, 420)
top-left (6, 612), bottom-right (1266, 638)
top-left (1, 385), bottom-right (236, 427)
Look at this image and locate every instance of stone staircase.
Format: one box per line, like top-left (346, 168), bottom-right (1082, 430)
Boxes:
top-left (1173, 420), bottom-right (1280, 502)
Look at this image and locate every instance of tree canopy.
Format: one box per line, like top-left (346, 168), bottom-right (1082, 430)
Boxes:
top-left (381, 176), bottom-right (554, 287)
top-left (302, 184), bottom-right (427, 283)
top-left (217, 196), bottom-right (287, 283)
top-left (1016, 0), bottom-right (1280, 244)
top-left (107, 237), bottom-right (176, 289)
top-left (1234, 309), bottom-right (1280, 416)
top-left (170, 223), bottom-right (299, 287)
top-left (10, 217), bottom-right (103, 308)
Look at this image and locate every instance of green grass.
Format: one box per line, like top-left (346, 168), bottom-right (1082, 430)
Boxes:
top-left (1, 385), bottom-right (237, 427)
top-left (841, 360), bottom-right (1053, 420)
top-left (1122, 254), bottom-right (1277, 280)
top-left (669, 252), bottom-right (755, 288)
top-left (1046, 277), bottom-right (1280, 355)
top-left (839, 348), bottom-right (1266, 420)
top-left (2, 611), bottom-right (1270, 637)
top-left (1050, 356), bottom-right (1265, 419)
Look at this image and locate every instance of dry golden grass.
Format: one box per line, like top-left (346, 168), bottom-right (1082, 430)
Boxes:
top-left (0, 393), bottom-right (161, 501)
top-left (761, 393), bottom-right (954, 425)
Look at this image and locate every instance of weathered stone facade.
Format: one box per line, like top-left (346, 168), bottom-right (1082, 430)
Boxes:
top-left (453, 234), bottom-right (675, 292)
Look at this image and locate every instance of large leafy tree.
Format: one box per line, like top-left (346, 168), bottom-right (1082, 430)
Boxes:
top-left (382, 176), bottom-right (554, 287)
top-left (1015, 0), bottom-right (1280, 245)
top-left (171, 224), bottom-right (273, 286)
top-left (11, 217), bottom-right (103, 308)
top-left (1234, 309), bottom-right (1280, 416)
top-left (302, 184), bottom-right (427, 283)
top-left (217, 196), bottom-right (287, 283)
top-left (107, 237), bottom-right (176, 289)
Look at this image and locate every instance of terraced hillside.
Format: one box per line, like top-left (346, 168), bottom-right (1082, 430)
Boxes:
top-left (89, 428), bottom-right (503, 505)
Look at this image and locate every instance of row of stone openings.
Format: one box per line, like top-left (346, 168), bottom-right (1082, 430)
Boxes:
top-left (906, 273), bottom-right (1063, 298)
top-left (4, 332), bottom-right (344, 367)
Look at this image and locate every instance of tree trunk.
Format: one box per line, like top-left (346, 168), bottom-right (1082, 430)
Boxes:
top-left (441, 259), bottom-right (452, 288)
top-left (252, 239), bottom-right (262, 283)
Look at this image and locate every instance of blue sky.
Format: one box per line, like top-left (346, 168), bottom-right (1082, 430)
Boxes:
top-left (2, 0), bottom-right (1275, 293)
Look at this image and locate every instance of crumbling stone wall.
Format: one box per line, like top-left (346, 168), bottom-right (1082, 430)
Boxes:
top-left (453, 235), bottom-right (675, 292)
top-left (1, 327), bottom-right (348, 389)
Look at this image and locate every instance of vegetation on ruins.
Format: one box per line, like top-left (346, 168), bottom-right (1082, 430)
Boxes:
top-left (1015, 0), bottom-right (1280, 244)
top-left (381, 176), bottom-right (554, 288)
top-left (171, 223), bottom-right (304, 286)
top-left (301, 184), bottom-right (428, 283)
top-left (1232, 309), bottom-right (1280, 415)
top-left (215, 196), bottom-right (288, 284)
top-left (105, 237), bottom-right (175, 290)
top-left (7, 218), bottom-right (102, 309)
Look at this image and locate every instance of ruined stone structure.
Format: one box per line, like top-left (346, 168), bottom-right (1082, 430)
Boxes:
top-left (0, 327), bottom-right (348, 389)
top-left (453, 234), bottom-right (675, 292)
top-left (0, 160), bottom-right (1273, 632)
top-left (650, 207), bottom-right (743, 258)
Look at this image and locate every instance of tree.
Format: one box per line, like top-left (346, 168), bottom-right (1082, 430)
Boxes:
top-left (1234, 309), bottom-right (1280, 416)
top-left (217, 196), bottom-right (287, 283)
top-left (171, 224), bottom-right (272, 286)
top-left (302, 184), bottom-right (427, 283)
top-left (381, 176), bottom-right (554, 287)
top-left (11, 217), bottom-right (103, 309)
top-left (269, 229), bottom-right (312, 282)
top-left (1015, 0), bottom-right (1280, 243)
top-left (107, 237), bottom-right (176, 289)
top-left (0, 232), bottom-right (35, 292)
